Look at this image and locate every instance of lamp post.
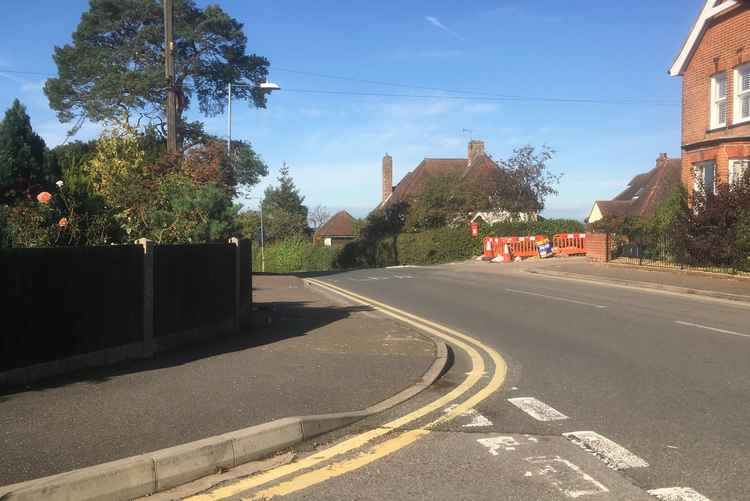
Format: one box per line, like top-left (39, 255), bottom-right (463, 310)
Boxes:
top-left (226, 79), bottom-right (279, 273)
top-left (226, 79), bottom-right (281, 154)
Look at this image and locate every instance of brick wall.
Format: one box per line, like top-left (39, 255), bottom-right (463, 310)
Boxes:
top-left (585, 233), bottom-right (610, 262)
top-left (681, 5), bottom-right (750, 195)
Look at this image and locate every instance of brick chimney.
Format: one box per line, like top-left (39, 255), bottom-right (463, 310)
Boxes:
top-left (382, 154), bottom-right (393, 202)
top-left (468, 140), bottom-right (485, 165)
top-left (657, 152), bottom-right (668, 167)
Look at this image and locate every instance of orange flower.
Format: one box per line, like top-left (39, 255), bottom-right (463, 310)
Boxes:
top-left (36, 192), bottom-right (52, 204)
top-left (58, 217), bottom-right (69, 228)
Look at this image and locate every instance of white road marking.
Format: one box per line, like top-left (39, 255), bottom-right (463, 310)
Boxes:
top-left (674, 320), bottom-right (750, 339)
top-left (648, 487), bottom-right (712, 501)
top-left (443, 404), bottom-right (493, 428)
top-left (477, 436), bottom-right (519, 455)
top-left (525, 456), bottom-right (609, 498)
top-left (505, 288), bottom-right (608, 309)
top-left (563, 431), bottom-right (648, 470)
top-left (508, 397), bottom-right (569, 421)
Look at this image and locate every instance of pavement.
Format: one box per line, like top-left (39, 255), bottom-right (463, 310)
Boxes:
top-left (0, 275), bottom-right (436, 487)
top-left (523, 257), bottom-right (750, 300)
top-left (182, 263), bottom-right (750, 501)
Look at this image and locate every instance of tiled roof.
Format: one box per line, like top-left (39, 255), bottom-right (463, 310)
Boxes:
top-left (315, 210), bottom-right (356, 237)
top-left (595, 157), bottom-right (682, 220)
top-left (380, 154), bottom-right (499, 209)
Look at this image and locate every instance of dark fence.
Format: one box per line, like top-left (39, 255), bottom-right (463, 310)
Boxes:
top-left (1, 246), bottom-right (144, 371)
top-left (1, 240), bottom-right (250, 385)
top-left (154, 244), bottom-right (236, 338)
top-left (611, 235), bottom-right (739, 274)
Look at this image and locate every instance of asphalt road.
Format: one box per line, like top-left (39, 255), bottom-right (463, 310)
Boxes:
top-left (294, 263), bottom-right (750, 501)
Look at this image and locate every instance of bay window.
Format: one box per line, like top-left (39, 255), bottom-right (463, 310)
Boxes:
top-left (729, 158), bottom-right (749, 186)
top-left (693, 161), bottom-right (716, 194)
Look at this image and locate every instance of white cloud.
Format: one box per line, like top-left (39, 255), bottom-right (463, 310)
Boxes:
top-left (425, 16), bottom-right (464, 41)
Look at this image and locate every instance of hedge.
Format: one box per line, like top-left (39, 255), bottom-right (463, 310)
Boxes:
top-left (336, 219), bottom-right (585, 269)
top-left (252, 237), bottom-right (337, 273)
top-left (252, 219), bottom-right (586, 273)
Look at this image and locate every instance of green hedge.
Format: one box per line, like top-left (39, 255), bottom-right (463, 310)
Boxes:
top-left (479, 219), bottom-right (585, 241)
top-left (336, 219), bottom-right (585, 269)
top-left (255, 219), bottom-right (586, 273)
top-left (252, 237), bottom-right (337, 273)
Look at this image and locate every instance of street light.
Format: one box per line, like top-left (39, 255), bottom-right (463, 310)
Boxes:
top-left (227, 79), bottom-right (281, 153)
top-left (245, 196), bottom-right (266, 273)
top-left (226, 79), bottom-right (278, 273)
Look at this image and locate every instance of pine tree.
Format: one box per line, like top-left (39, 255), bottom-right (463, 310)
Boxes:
top-left (262, 164), bottom-right (309, 241)
top-left (0, 99), bottom-right (49, 202)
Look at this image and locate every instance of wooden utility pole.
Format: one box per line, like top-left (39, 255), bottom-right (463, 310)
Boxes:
top-left (163, 0), bottom-right (178, 153)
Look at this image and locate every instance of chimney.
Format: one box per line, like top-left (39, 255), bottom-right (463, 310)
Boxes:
top-left (382, 154), bottom-right (393, 202)
top-left (468, 140), bottom-right (485, 165)
top-left (657, 152), bottom-right (668, 167)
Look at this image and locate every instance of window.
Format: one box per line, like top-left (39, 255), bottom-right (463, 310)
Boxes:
top-left (729, 158), bottom-right (749, 185)
top-left (734, 63), bottom-right (750, 124)
top-left (693, 160), bottom-right (716, 194)
top-left (710, 73), bottom-right (728, 129)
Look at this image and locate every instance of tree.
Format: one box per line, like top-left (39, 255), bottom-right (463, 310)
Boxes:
top-left (262, 164), bottom-right (308, 241)
top-left (236, 209), bottom-right (261, 242)
top-left (0, 99), bottom-right (50, 202)
top-left (402, 145), bottom-right (560, 231)
top-left (309, 205), bottom-right (331, 232)
top-left (44, 0), bottom-right (269, 145)
top-left (491, 145), bottom-right (561, 213)
top-left (83, 126), bottom-right (238, 243)
top-left (407, 173), bottom-right (466, 230)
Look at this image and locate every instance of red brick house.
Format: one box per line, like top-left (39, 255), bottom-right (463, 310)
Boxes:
top-left (670, 0), bottom-right (750, 196)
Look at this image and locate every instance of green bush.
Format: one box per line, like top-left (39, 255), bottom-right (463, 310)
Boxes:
top-left (252, 237), bottom-right (337, 273)
top-left (335, 218), bottom-right (585, 270)
top-left (736, 210), bottom-right (750, 272)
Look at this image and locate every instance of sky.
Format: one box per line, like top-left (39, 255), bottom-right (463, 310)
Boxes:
top-left (0, 0), bottom-right (705, 220)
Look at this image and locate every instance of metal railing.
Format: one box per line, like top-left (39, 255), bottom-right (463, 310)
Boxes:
top-left (610, 235), bottom-right (740, 275)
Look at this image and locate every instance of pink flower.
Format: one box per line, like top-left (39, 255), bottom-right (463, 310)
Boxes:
top-left (58, 217), bottom-right (69, 228)
top-left (36, 192), bottom-right (52, 204)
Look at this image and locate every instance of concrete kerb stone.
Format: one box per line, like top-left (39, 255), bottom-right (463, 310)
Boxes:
top-left (0, 333), bottom-right (450, 501)
top-left (527, 268), bottom-right (750, 304)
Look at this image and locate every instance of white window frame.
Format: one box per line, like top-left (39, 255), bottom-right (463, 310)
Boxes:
top-left (729, 158), bottom-right (749, 186)
top-left (710, 72), bottom-right (728, 129)
top-left (693, 160), bottom-right (717, 194)
top-left (734, 63), bottom-right (750, 125)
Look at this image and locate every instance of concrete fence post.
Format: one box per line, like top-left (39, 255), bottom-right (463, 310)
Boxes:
top-left (229, 237), bottom-right (241, 330)
top-left (136, 238), bottom-right (155, 356)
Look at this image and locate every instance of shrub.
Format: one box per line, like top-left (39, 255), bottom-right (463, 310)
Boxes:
top-left (253, 237), bottom-right (337, 273)
top-left (335, 218), bottom-right (585, 270)
top-left (736, 210), bottom-right (750, 272)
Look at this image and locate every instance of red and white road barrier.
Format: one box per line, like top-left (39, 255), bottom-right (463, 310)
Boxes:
top-left (506, 235), bottom-right (545, 259)
top-left (552, 233), bottom-right (587, 256)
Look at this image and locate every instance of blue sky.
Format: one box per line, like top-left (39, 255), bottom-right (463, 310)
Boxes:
top-left (0, 0), bottom-right (704, 220)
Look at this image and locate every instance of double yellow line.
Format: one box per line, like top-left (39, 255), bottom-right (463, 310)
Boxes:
top-left (188, 278), bottom-right (507, 500)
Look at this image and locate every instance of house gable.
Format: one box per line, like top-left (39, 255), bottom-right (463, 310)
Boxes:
top-left (669, 0), bottom-right (741, 77)
top-left (315, 211), bottom-right (356, 238)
